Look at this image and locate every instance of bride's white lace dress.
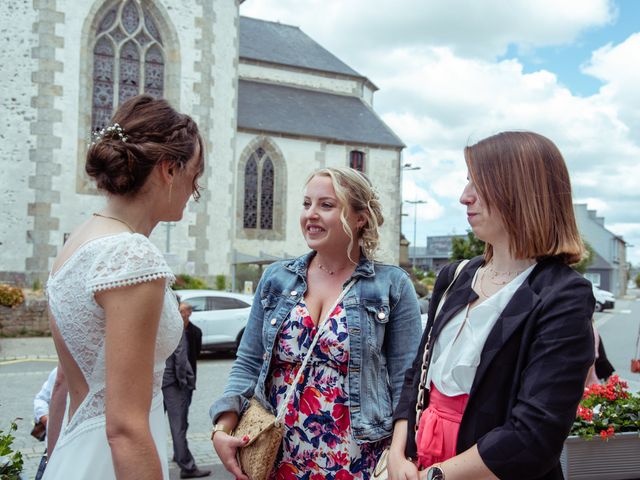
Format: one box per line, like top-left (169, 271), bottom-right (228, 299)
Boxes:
top-left (43, 233), bottom-right (183, 479)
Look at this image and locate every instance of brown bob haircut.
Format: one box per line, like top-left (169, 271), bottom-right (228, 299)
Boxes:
top-left (464, 131), bottom-right (584, 265)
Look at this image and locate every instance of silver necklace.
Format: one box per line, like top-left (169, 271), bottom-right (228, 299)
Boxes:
top-left (485, 261), bottom-right (525, 285)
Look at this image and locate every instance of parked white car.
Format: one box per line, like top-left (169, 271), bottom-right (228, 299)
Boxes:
top-left (176, 290), bottom-right (253, 351)
top-left (592, 286), bottom-right (615, 312)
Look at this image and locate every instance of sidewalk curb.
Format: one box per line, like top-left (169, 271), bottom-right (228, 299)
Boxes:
top-left (0, 354), bottom-right (58, 363)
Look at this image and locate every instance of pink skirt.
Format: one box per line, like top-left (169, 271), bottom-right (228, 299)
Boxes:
top-left (416, 383), bottom-right (469, 468)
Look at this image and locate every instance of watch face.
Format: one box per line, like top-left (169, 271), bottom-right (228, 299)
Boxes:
top-left (427, 466), bottom-right (444, 480)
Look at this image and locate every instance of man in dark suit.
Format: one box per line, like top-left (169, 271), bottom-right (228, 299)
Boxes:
top-left (184, 305), bottom-right (203, 381)
top-left (163, 302), bottom-right (210, 479)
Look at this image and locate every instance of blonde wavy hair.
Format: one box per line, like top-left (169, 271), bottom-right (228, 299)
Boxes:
top-left (306, 167), bottom-right (384, 262)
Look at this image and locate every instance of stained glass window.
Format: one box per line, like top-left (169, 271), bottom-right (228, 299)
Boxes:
top-left (350, 150), bottom-right (365, 172)
top-left (91, 37), bottom-right (114, 131)
top-left (243, 157), bottom-right (258, 229)
top-left (243, 149), bottom-right (275, 231)
top-left (121, 0), bottom-right (139, 34)
top-left (91, 1), bottom-right (165, 130)
top-left (144, 45), bottom-right (164, 99)
top-left (119, 41), bottom-right (139, 104)
top-left (260, 158), bottom-right (274, 229)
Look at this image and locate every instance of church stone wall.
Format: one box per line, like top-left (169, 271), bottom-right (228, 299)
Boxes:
top-left (0, 1), bottom-right (39, 280)
top-left (197, 0), bottom-right (239, 282)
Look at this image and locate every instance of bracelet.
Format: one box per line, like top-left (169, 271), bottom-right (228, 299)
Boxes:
top-left (211, 423), bottom-right (232, 440)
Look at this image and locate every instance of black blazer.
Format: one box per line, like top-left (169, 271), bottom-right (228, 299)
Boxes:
top-left (393, 256), bottom-right (595, 480)
top-left (185, 322), bottom-right (202, 381)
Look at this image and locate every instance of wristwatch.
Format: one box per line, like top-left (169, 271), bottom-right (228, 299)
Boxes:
top-left (426, 465), bottom-right (445, 480)
top-left (211, 423), bottom-right (232, 440)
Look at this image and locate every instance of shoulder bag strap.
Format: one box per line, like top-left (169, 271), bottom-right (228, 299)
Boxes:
top-left (275, 278), bottom-right (357, 423)
top-left (414, 259), bottom-right (469, 431)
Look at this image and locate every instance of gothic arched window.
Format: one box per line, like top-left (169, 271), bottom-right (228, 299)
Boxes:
top-left (243, 147), bottom-right (275, 230)
top-left (243, 157), bottom-right (258, 228)
top-left (91, 0), bottom-right (165, 131)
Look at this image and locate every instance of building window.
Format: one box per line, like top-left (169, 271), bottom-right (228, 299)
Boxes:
top-left (243, 148), bottom-right (274, 230)
top-left (91, 0), bottom-right (164, 131)
top-left (349, 150), bottom-right (365, 172)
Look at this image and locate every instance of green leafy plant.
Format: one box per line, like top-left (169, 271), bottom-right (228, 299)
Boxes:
top-left (214, 274), bottom-right (227, 291)
top-left (572, 239), bottom-right (595, 274)
top-left (0, 419), bottom-right (24, 479)
top-left (0, 285), bottom-right (25, 308)
top-left (450, 230), bottom-right (485, 260)
top-left (172, 274), bottom-right (209, 290)
top-left (571, 375), bottom-right (640, 440)
top-left (31, 278), bottom-right (42, 291)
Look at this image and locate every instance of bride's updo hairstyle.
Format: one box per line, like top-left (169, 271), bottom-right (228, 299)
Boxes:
top-left (86, 94), bottom-right (204, 198)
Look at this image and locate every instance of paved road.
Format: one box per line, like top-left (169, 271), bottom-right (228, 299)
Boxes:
top-left (1, 289), bottom-right (638, 478)
top-left (0, 345), bottom-right (235, 479)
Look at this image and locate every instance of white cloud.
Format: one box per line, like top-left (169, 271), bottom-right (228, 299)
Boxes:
top-left (583, 32), bottom-right (640, 133)
top-left (242, 0), bottom-right (616, 60)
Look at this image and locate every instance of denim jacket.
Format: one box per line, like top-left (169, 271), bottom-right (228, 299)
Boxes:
top-left (209, 251), bottom-right (422, 443)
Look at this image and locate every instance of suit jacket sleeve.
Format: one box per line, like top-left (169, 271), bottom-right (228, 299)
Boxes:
top-left (477, 270), bottom-right (595, 480)
top-left (173, 332), bottom-right (194, 389)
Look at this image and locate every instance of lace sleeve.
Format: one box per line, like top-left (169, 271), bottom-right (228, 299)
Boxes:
top-left (86, 233), bottom-right (175, 293)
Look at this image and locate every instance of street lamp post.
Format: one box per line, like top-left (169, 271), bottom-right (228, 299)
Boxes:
top-left (405, 199), bottom-right (427, 269)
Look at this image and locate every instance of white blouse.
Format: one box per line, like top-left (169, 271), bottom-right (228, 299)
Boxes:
top-left (426, 264), bottom-right (536, 396)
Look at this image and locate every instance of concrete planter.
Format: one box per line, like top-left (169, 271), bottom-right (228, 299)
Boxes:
top-left (560, 431), bottom-right (640, 479)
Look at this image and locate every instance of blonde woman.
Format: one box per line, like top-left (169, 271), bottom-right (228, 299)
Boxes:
top-left (211, 167), bottom-right (422, 479)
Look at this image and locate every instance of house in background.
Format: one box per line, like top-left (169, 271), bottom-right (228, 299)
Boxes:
top-left (574, 204), bottom-right (628, 296)
top-left (408, 234), bottom-right (465, 273)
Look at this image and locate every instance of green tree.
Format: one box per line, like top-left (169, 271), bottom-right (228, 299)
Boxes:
top-left (572, 240), bottom-right (595, 274)
top-left (214, 274), bottom-right (227, 291)
top-left (450, 230), bottom-right (485, 260)
top-left (634, 272), bottom-right (640, 289)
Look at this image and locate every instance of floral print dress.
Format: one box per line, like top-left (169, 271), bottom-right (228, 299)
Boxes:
top-left (267, 301), bottom-right (385, 480)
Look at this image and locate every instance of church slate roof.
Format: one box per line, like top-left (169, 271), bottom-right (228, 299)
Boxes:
top-left (237, 80), bottom-right (405, 149)
top-left (239, 16), bottom-right (363, 79)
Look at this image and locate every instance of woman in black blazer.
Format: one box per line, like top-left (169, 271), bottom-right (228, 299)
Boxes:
top-left (388, 132), bottom-right (595, 480)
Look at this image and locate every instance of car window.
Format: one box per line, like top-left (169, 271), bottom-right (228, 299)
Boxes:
top-left (186, 297), bottom-right (208, 312)
top-left (212, 297), bottom-right (250, 310)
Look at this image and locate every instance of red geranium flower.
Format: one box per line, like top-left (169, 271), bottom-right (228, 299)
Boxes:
top-left (572, 374), bottom-right (640, 440)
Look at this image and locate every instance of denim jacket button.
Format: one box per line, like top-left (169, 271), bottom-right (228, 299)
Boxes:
top-left (290, 290), bottom-right (298, 296)
top-left (270, 318), bottom-right (277, 326)
top-left (377, 312), bottom-right (386, 320)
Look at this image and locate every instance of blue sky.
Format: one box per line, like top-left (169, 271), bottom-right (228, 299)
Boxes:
top-left (242, 0), bottom-right (640, 265)
top-left (511, 0), bottom-right (640, 97)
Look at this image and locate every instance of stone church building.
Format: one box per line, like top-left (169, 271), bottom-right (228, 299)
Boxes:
top-left (0, 0), bottom-right (404, 287)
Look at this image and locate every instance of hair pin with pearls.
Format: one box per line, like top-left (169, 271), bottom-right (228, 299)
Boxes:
top-left (89, 123), bottom-right (128, 146)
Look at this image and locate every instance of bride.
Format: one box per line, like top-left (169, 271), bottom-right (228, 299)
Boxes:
top-left (43, 95), bottom-right (204, 479)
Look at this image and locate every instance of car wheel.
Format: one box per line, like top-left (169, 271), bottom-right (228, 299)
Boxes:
top-left (595, 302), bottom-right (604, 312)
